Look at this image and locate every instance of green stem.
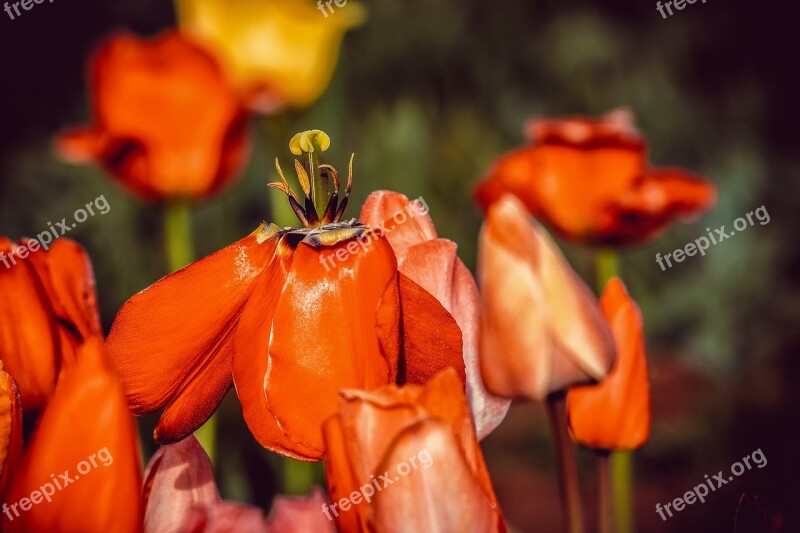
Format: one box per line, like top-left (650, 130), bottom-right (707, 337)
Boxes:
top-left (611, 451), bottom-right (633, 533)
top-left (546, 391), bottom-right (585, 533)
top-left (597, 450), bottom-right (612, 533)
top-left (594, 249), bottom-right (633, 533)
top-left (163, 201), bottom-right (217, 464)
top-left (282, 458), bottom-right (319, 495)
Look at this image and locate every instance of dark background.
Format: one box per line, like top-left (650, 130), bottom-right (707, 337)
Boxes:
top-left (1, 0), bottom-right (798, 530)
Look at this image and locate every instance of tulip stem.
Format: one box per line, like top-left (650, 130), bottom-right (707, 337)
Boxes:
top-left (611, 450), bottom-right (633, 533)
top-left (546, 391), bottom-right (584, 533)
top-left (596, 450), bottom-right (612, 533)
top-left (163, 201), bottom-right (217, 465)
top-left (595, 248), bottom-right (619, 290)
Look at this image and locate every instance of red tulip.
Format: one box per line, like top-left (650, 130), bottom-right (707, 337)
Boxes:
top-left (0, 361), bottom-right (22, 496)
top-left (360, 190), bottom-right (510, 439)
top-left (474, 109), bottom-right (717, 245)
top-left (323, 368), bottom-right (506, 532)
top-left (0, 237), bottom-right (101, 410)
top-left (2, 337), bottom-right (142, 533)
top-left (567, 278), bottom-right (651, 450)
top-left (106, 131), bottom-right (466, 460)
top-left (478, 195), bottom-right (616, 400)
top-left (57, 30), bottom-right (250, 202)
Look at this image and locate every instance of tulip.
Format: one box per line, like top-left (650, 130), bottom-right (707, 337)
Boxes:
top-left (0, 361), bottom-right (22, 496)
top-left (322, 368), bottom-right (506, 532)
top-left (143, 434), bottom-right (334, 532)
top-left (567, 278), bottom-right (651, 451)
top-left (477, 194), bottom-right (616, 401)
top-left (177, 0), bottom-right (365, 111)
top-left (0, 237), bottom-right (101, 410)
top-left (57, 30), bottom-right (251, 202)
top-left (106, 130), bottom-right (466, 460)
top-left (2, 338), bottom-right (142, 533)
top-left (359, 190), bottom-right (510, 439)
top-left (474, 109), bottom-right (717, 245)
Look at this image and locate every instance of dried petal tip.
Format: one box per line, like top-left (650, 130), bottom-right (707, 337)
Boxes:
top-left (289, 130), bottom-right (331, 155)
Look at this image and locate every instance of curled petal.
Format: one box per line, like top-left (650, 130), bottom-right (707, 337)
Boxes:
top-left (106, 227), bottom-right (276, 442)
top-left (567, 278), bottom-right (651, 450)
top-left (143, 435), bottom-right (220, 533)
top-left (3, 337), bottom-right (142, 533)
top-left (478, 195), bottom-right (616, 401)
top-left (359, 190), bottom-right (437, 261)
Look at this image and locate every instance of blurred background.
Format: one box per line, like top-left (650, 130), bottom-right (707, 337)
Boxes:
top-left (1, 0), bottom-right (798, 530)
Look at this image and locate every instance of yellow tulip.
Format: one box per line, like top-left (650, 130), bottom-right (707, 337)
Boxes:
top-left (177, 0), bottom-right (365, 110)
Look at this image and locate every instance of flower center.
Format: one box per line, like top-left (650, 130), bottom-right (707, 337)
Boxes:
top-left (268, 129), bottom-right (353, 228)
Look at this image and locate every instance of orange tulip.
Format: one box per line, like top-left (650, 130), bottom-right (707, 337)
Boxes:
top-left (0, 237), bottom-right (101, 410)
top-left (474, 109), bottom-right (717, 245)
top-left (0, 361), bottom-right (22, 496)
top-left (2, 337), bottom-right (142, 533)
top-left (144, 434), bottom-right (334, 532)
top-left (106, 131), bottom-right (466, 460)
top-left (57, 30), bottom-right (251, 202)
top-left (478, 194), bottom-right (616, 401)
top-left (359, 190), bottom-right (510, 439)
top-left (567, 277), bottom-right (651, 450)
top-left (323, 368), bottom-right (506, 532)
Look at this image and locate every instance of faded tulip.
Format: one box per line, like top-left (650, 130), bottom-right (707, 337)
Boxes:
top-left (323, 368), bottom-right (506, 532)
top-left (478, 194), bottom-right (616, 401)
top-left (474, 109), bottom-right (717, 245)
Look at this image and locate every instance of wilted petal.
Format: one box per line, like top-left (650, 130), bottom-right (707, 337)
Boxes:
top-left (478, 195), bottom-right (616, 401)
top-left (106, 226), bottom-right (276, 443)
top-left (567, 278), bottom-right (651, 450)
top-left (359, 190), bottom-right (437, 261)
top-left (3, 338), bottom-right (141, 533)
top-left (143, 435), bottom-right (220, 533)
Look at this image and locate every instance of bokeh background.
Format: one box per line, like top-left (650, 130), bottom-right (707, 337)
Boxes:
top-left (1, 0), bottom-right (798, 530)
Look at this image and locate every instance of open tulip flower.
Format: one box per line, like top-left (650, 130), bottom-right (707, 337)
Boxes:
top-left (567, 277), bottom-right (651, 451)
top-left (2, 337), bottom-right (142, 533)
top-left (106, 130), bottom-right (467, 460)
top-left (474, 109), bottom-right (717, 245)
top-left (359, 190), bottom-right (510, 439)
top-left (478, 194), bottom-right (616, 401)
top-left (0, 238), bottom-right (102, 410)
top-left (143, 435), bottom-right (334, 532)
top-left (177, 0), bottom-right (366, 111)
top-left (56, 30), bottom-right (251, 202)
top-left (323, 368), bottom-right (506, 532)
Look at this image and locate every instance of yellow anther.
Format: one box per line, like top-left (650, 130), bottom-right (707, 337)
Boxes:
top-left (289, 130), bottom-right (331, 155)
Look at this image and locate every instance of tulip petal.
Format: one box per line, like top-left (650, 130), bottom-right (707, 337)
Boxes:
top-left (567, 278), bottom-right (651, 450)
top-left (0, 238), bottom-right (60, 410)
top-left (478, 195), bottom-right (616, 400)
top-left (249, 236), bottom-right (399, 458)
top-left (371, 419), bottom-right (503, 533)
top-left (27, 238), bottom-right (102, 343)
top-left (106, 227), bottom-right (276, 441)
top-left (359, 190), bottom-right (437, 261)
top-left (143, 435), bottom-right (220, 533)
top-left (185, 502), bottom-right (269, 532)
top-left (0, 362), bottom-right (22, 496)
top-left (400, 239), bottom-right (510, 439)
top-left (2, 337), bottom-right (142, 533)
